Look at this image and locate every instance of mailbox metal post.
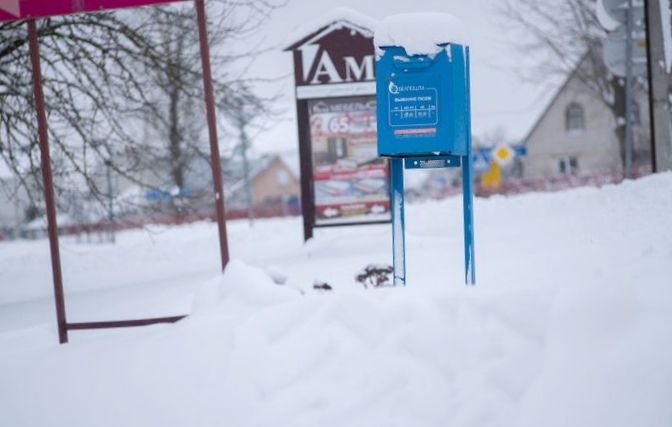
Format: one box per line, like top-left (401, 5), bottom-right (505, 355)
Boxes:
top-left (375, 40), bottom-right (476, 286)
top-left (462, 50), bottom-right (476, 285)
top-left (462, 155), bottom-right (476, 285)
top-left (390, 158), bottom-right (406, 286)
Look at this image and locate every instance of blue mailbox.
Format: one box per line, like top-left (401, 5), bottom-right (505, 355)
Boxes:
top-left (376, 44), bottom-right (470, 157)
top-left (375, 29), bottom-right (475, 287)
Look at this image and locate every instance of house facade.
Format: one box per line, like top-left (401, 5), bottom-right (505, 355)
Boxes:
top-left (523, 68), bottom-right (651, 178)
top-left (0, 177), bottom-right (32, 239)
top-left (225, 155), bottom-right (301, 213)
top-left (88, 149), bottom-right (301, 218)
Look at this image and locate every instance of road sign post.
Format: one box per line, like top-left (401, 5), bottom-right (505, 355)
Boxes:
top-left (625, 0), bottom-right (635, 179)
top-left (643, 0), bottom-right (672, 172)
top-left (389, 158), bottom-right (406, 285)
top-left (375, 18), bottom-right (475, 286)
top-left (598, 0), bottom-right (648, 179)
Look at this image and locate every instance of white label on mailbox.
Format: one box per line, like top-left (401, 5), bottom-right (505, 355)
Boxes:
top-left (387, 84), bottom-right (439, 128)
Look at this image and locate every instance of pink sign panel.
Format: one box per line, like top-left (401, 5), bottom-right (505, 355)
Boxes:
top-left (0, 0), bottom-right (188, 22)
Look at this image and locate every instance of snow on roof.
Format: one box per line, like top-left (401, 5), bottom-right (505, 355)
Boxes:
top-left (374, 12), bottom-right (468, 56)
top-left (225, 154), bottom-right (291, 198)
top-left (284, 7), bottom-right (378, 50)
top-left (277, 151), bottom-right (300, 180)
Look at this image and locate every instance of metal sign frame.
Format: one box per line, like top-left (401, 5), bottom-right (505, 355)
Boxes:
top-left (6, 0), bottom-right (230, 344)
top-left (285, 17), bottom-right (391, 241)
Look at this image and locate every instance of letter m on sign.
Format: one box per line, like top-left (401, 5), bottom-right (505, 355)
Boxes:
top-left (344, 56), bottom-right (374, 82)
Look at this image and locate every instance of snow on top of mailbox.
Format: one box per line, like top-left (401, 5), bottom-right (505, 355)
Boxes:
top-left (374, 13), bottom-right (468, 56)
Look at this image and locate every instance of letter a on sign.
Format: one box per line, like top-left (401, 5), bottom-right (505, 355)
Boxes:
top-left (310, 51), bottom-right (343, 84)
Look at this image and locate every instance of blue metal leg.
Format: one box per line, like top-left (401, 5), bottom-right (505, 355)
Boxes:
top-left (390, 158), bottom-right (406, 286)
top-left (462, 155), bottom-right (476, 285)
top-left (462, 47), bottom-right (476, 286)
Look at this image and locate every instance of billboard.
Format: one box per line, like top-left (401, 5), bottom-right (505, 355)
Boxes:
top-left (308, 96), bottom-right (389, 224)
top-left (285, 10), bottom-right (390, 240)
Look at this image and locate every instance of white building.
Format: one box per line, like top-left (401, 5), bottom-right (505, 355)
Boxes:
top-left (0, 176), bottom-right (31, 239)
top-left (523, 63), bottom-right (651, 179)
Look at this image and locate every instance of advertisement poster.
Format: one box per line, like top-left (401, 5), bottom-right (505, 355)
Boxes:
top-left (308, 96), bottom-right (390, 225)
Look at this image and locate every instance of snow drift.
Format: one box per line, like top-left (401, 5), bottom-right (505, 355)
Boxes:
top-left (1, 173), bottom-right (672, 426)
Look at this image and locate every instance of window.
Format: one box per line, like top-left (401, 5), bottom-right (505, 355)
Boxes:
top-left (558, 156), bottom-right (579, 176)
top-left (275, 169), bottom-right (289, 187)
top-left (565, 102), bottom-right (585, 133)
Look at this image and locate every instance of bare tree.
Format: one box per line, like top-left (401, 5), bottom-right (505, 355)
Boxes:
top-left (0, 0), bottom-right (283, 220)
top-left (138, 2), bottom-right (281, 215)
top-left (498, 0), bottom-right (641, 168)
top-left (1, 12), bottom-right (157, 208)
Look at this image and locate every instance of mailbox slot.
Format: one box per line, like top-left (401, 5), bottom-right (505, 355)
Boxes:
top-left (393, 55), bottom-right (432, 71)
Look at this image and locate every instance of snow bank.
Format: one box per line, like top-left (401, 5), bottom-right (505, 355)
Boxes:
top-left (515, 277), bottom-right (672, 427)
top-left (1, 174), bottom-right (672, 426)
top-left (191, 259), bottom-right (299, 316)
top-left (374, 12), bottom-right (468, 56)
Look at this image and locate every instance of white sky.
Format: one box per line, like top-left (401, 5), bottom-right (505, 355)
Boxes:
top-left (242, 0), bottom-right (562, 155)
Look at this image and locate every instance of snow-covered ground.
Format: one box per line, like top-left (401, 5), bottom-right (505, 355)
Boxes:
top-left (1, 174), bottom-right (671, 426)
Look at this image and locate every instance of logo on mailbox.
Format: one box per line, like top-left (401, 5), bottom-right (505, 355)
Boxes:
top-left (388, 81), bottom-right (399, 94)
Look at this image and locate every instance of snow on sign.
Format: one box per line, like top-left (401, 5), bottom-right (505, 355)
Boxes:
top-left (0, 0), bottom-right (187, 22)
top-left (285, 8), bottom-right (392, 239)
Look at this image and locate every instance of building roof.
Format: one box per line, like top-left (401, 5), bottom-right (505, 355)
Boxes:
top-left (521, 70), bottom-right (577, 145)
top-left (521, 51), bottom-right (598, 145)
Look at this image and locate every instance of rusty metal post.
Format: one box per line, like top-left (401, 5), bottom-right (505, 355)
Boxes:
top-left (195, 0), bottom-right (230, 270)
top-left (27, 19), bottom-right (68, 344)
top-left (644, 0), bottom-right (657, 171)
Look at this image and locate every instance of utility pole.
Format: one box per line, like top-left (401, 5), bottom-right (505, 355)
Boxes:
top-left (238, 117), bottom-right (254, 226)
top-left (645, 0), bottom-right (672, 172)
top-left (625, 0), bottom-right (635, 179)
top-left (599, 0), bottom-right (648, 176)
